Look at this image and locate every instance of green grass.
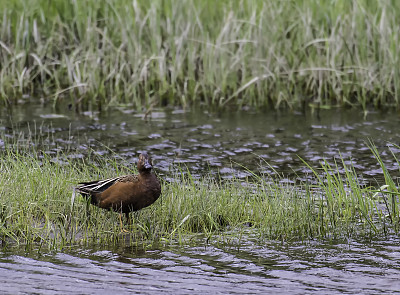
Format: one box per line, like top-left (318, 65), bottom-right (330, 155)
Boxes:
top-left (1, 0), bottom-right (400, 110)
top-left (0, 141), bottom-right (399, 251)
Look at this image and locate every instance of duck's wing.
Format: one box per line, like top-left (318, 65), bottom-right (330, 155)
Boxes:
top-left (75, 175), bottom-right (137, 195)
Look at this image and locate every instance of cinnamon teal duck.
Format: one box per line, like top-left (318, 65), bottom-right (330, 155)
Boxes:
top-left (74, 152), bottom-right (161, 231)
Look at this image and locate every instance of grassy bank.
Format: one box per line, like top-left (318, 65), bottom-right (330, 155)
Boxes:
top-left (1, 0), bottom-right (400, 110)
top-left (0, 143), bottom-right (399, 250)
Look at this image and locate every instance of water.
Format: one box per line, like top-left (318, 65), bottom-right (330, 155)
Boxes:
top-left (1, 103), bottom-right (400, 182)
top-left (2, 103), bottom-right (400, 294)
top-left (1, 238), bottom-right (400, 294)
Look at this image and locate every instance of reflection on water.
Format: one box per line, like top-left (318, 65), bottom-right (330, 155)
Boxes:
top-left (1, 238), bottom-right (400, 294)
top-left (2, 104), bottom-right (400, 294)
top-left (1, 103), bottom-right (400, 183)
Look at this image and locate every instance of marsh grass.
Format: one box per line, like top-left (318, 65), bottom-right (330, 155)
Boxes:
top-left (0, 142), bottom-right (399, 250)
top-left (1, 0), bottom-right (400, 110)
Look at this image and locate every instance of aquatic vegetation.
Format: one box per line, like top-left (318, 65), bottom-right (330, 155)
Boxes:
top-left (0, 141), bottom-right (399, 250)
top-left (1, 0), bottom-right (400, 110)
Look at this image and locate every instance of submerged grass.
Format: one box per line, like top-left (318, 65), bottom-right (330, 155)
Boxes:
top-left (1, 0), bottom-right (400, 110)
top-left (0, 143), bottom-right (399, 250)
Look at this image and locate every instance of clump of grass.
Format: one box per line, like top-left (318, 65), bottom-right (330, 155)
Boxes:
top-left (1, 0), bottom-right (400, 110)
top-left (0, 141), bottom-right (399, 250)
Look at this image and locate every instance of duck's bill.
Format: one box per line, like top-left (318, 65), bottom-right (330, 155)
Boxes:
top-left (144, 160), bottom-right (152, 169)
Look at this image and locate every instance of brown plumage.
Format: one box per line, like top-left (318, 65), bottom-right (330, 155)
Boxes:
top-left (74, 153), bottom-right (161, 228)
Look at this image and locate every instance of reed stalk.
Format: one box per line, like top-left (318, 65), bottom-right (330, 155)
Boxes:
top-left (1, 0), bottom-right (400, 110)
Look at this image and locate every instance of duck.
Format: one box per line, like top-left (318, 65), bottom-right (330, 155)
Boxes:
top-left (74, 152), bottom-right (161, 231)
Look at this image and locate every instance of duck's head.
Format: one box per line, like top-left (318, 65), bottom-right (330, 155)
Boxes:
top-left (137, 152), bottom-right (153, 173)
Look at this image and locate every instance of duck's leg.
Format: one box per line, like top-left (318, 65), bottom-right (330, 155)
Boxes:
top-left (119, 213), bottom-right (129, 233)
top-left (125, 212), bottom-right (130, 225)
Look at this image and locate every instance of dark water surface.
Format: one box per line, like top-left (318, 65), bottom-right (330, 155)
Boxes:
top-left (1, 238), bottom-right (400, 294)
top-left (1, 103), bottom-right (400, 294)
top-left (1, 103), bottom-right (400, 182)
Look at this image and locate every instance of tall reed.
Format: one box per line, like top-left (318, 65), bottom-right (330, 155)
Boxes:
top-left (1, 0), bottom-right (400, 110)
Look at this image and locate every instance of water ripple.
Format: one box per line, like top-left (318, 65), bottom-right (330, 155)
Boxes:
top-left (1, 238), bottom-right (400, 294)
